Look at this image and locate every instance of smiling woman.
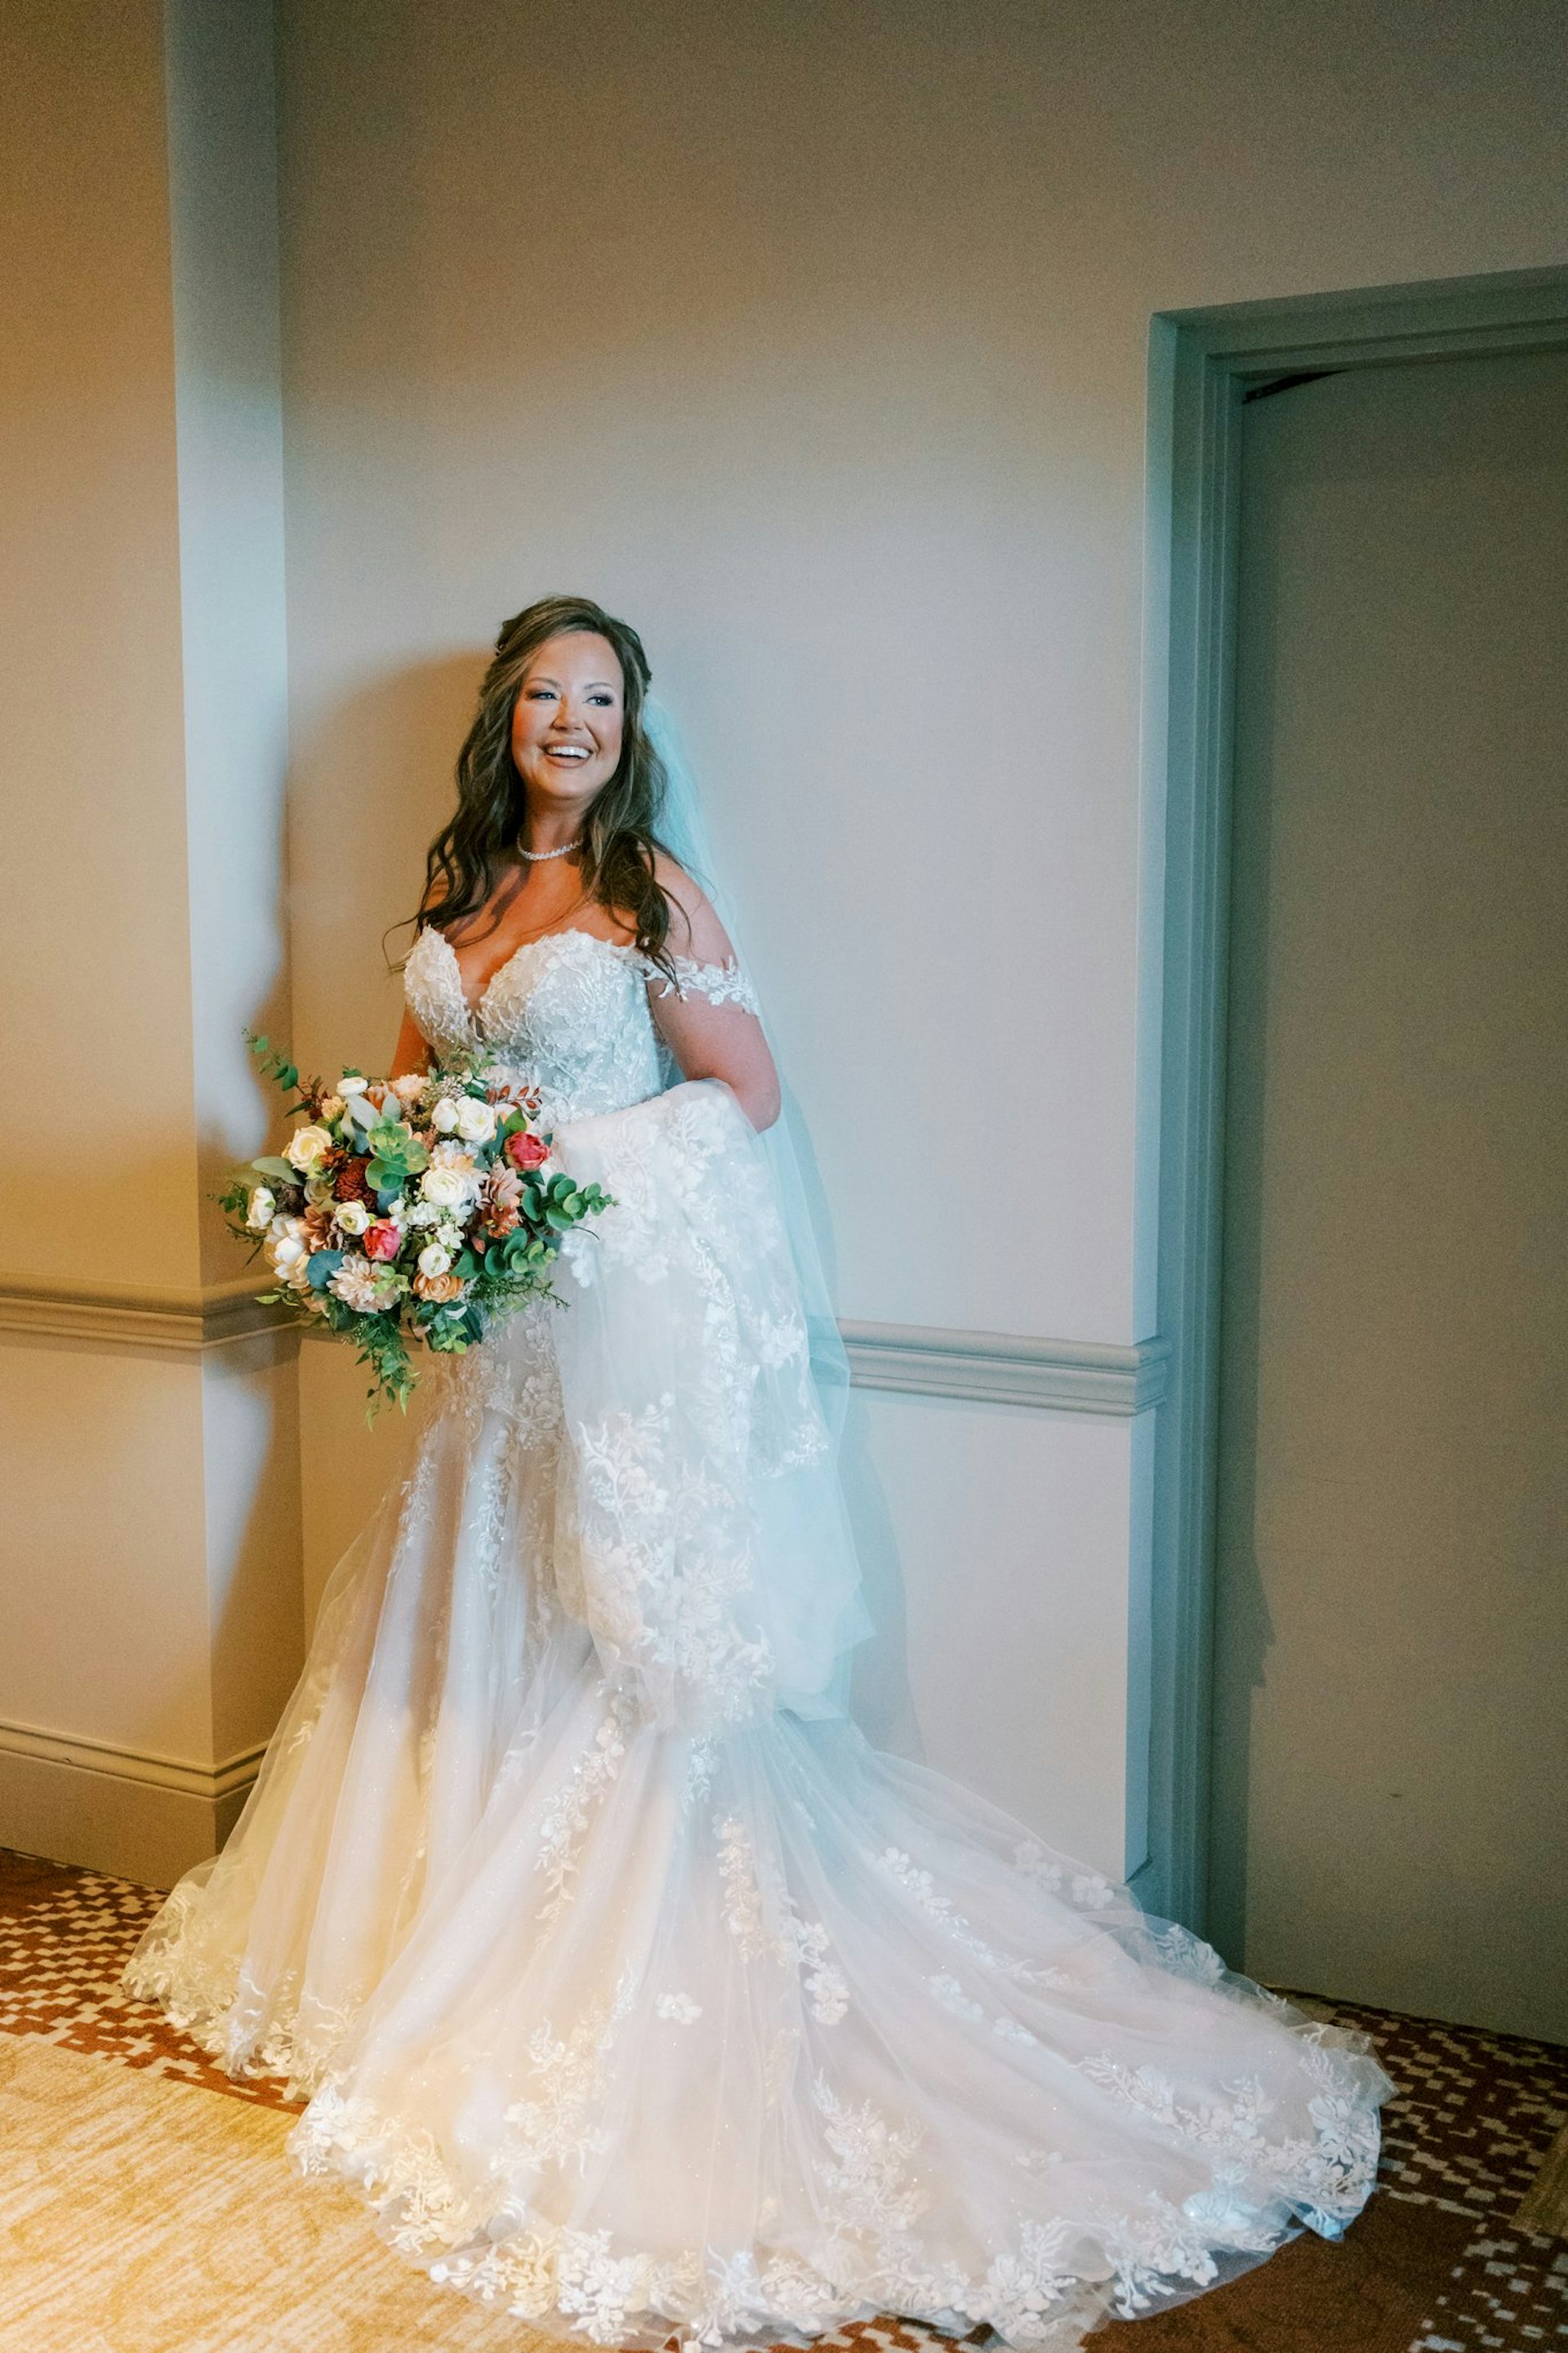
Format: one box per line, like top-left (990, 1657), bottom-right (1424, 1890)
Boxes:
top-left (385, 595), bottom-right (781, 1130)
top-left (124, 591), bottom-right (1390, 2353)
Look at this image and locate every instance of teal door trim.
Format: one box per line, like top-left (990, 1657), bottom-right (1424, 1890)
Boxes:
top-left (1141, 265), bottom-right (1568, 1935)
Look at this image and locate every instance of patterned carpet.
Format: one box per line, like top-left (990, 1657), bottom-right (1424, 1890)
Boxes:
top-left (1, 1845), bottom-right (1563, 2351)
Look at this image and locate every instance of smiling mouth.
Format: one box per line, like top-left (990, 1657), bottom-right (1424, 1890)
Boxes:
top-left (541, 745), bottom-right (594, 764)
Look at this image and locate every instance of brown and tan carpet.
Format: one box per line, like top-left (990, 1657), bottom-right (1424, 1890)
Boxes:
top-left (1, 1847), bottom-right (1564, 2352)
top-left (0, 2034), bottom-right (546, 2353)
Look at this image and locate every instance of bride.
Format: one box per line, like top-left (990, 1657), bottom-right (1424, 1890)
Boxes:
top-left (126, 595), bottom-right (1390, 2350)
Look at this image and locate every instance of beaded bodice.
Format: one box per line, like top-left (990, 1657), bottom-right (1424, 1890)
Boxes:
top-left (402, 925), bottom-right (760, 1124)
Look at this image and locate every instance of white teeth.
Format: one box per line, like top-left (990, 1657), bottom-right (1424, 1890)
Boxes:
top-left (546, 746), bottom-right (590, 759)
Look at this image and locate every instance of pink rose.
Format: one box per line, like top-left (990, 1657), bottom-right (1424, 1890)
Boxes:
top-left (363, 1220), bottom-right (401, 1262)
top-left (505, 1130), bottom-right (550, 1172)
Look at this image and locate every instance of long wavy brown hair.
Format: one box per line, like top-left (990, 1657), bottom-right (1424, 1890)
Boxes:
top-left (412, 595), bottom-right (679, 972)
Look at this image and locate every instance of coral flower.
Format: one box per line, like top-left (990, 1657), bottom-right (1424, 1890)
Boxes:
top-left (363, 1220), bottom-right (401, 1262)
top-left (505, 1130), bottom-right (550, 1172)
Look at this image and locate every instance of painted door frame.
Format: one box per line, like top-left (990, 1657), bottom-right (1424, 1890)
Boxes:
top-left (1141, 265), bottom-right (1568, 1934)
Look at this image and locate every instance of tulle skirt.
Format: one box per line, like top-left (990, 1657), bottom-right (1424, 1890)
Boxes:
top-left (125, 1083), bottom-right (1391, 2350)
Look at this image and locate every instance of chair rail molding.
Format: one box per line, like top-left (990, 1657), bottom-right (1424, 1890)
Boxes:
top-left (841, 1322), bottom-right (1170, 1415)
top-left (0, 1271), bottom-right (294, 1354)
top-left (0, 1272), bottom-right (1169, 1416)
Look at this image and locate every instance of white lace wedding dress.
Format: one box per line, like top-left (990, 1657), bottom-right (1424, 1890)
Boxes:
top-left (125, 925), bottom-right (1390, 2351)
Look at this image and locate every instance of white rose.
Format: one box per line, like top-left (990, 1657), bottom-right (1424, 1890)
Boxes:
top-left (284, 1123), bottom-right (334, 1172)
top-left (420, 1163), bottom-right (471, 1208)
top-left (338, 1073), bottom-right (370, 1095)
top-left (335, 1199), bottom-right (371, 1236)
top-left (417, 1242), bottom-right (452, 1279)
top-left (270, 1233), bottom-right (307, 1272)
top-left (431, 1096), bottom-right (461, 1134)
top-left (245, 1185), bottom-right (275, 1231)
top-left (453, 1096), bottom-right (497, 1143)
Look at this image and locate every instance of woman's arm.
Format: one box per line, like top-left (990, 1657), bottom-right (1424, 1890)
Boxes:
top-left (389, 1002), bottom-right (432, 1083)
top-left (648, 862), bottom-right (781, 1132)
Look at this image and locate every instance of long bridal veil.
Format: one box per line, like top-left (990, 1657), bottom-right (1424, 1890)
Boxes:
top-left (644, 697), bottom-right (874, 1720)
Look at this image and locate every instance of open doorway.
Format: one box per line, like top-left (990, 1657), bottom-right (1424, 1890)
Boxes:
top-left (1209, 347), bottom-right (1568, 2040)
top-left (1143, 271), bottom-right (1568, 2038)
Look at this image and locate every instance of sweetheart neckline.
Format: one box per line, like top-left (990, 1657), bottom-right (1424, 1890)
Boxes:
top-left (424, 923), bottom-right (642, 1027)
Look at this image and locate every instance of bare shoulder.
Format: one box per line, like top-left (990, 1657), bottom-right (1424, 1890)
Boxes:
top-left (652, 851), bottom-right (719, 956)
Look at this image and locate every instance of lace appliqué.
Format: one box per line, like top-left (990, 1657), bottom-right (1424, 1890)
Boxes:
top-left (494, 1972), bottom-right (637, 2177)
top-left (652, 956), bottom-right (764, 1018)
top-left (404, 927), bottom-right (665, 1125)
top-left (564, 1398), bottom-right (774, 1733)
top-left (1079, 2032), bottom-right (1381, 2226)
top-left (1013, 1840), bottom-right (1120, 1911)
top-left (880, 1847), bottom-right (1050, 1987)
top-left (715, 1814), bottom-right (849, 2025)
top-left (534, 1690), bottom-right (633, 1926)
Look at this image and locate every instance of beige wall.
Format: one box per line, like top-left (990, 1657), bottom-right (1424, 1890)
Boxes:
top-left (274, 0), bottom-right (1568, 1883)
top-left (0, 0), bottom-right (301, 1887)
top-left (0, 0), bottom-right (196, 1292)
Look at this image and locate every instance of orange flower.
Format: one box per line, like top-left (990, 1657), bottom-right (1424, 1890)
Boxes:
top-left (413, 1270), bottom-right (466, 1304)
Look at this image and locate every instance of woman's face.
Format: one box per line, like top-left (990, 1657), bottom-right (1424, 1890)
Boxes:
top-left (510, 631), bottom-right (626, 822)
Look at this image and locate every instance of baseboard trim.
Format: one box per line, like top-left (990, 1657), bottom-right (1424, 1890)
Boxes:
top-left (0, 1725), bottom-right (263, 1888)
top-left (1, 1274), bottom-right (1169, 1416)
top-left (841, 1323), bottom-right (1171, 1415)
top-left (0, 1717), bottom-right (265, 1803)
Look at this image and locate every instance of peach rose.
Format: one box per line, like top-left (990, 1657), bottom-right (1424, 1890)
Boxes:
top-left (413, 1269), bottom-right (466, 1304)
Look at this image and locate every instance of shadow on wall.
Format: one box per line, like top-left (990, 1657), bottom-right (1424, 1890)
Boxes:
top-left (287, 654), bottom-right (492, 1074)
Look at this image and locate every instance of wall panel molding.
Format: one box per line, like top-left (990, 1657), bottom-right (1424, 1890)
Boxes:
top-left (0, 1274), bottom-right (1169, 1416)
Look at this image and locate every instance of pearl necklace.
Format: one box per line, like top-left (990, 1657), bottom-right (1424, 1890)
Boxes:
top-left (517, 836), bottom-right (584, 862)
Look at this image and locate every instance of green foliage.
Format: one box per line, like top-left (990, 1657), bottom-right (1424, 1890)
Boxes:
top-left (222, 1036), bottom-right (612, 1418)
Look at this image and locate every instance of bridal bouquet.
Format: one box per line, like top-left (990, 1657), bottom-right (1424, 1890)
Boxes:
top-left (220, 1034), bottom-right (609, 1414)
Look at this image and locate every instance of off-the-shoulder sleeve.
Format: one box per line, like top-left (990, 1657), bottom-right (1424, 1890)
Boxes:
top-left (647, 955), bottom-right (764, 1017)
